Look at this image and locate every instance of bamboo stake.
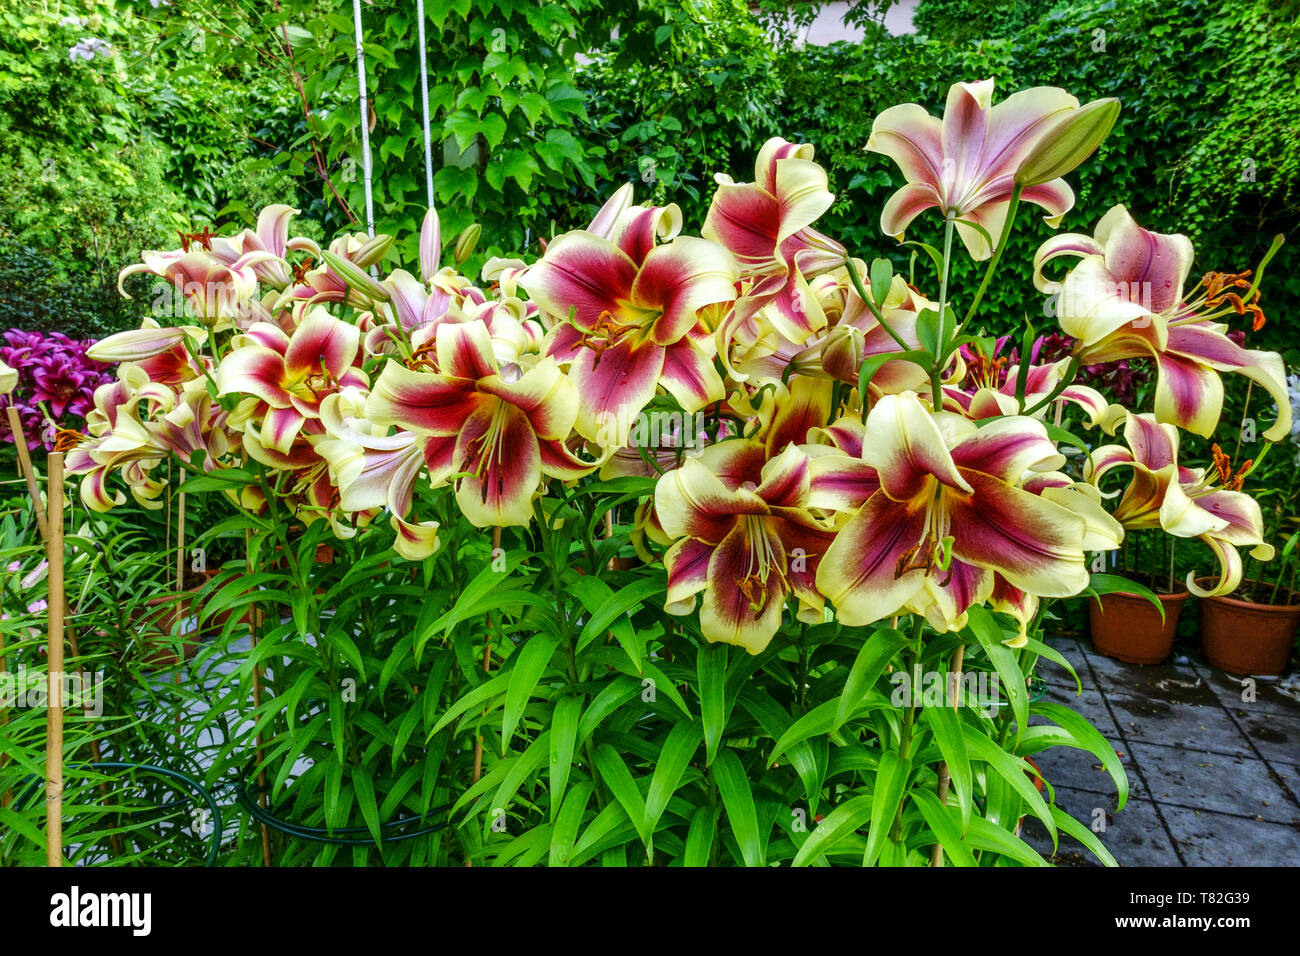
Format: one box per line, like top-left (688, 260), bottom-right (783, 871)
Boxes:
top-left (929, 643), bottom-right (964, 868)
top-left (174, 493), bottom-right (186, 725)
top-left (6, 415), bottom-right (114, 841)
top-left (471, 526), bottom-right (503, 787)
top-left (45, 452), bottom-right (65, 867)
top-left (245, 528), bottom-right (273, 866)
top-left (604, 509), bottom-right (615, 571)
top-left (1, 570), bottom-right (9, 810)
top-left (7, 407), bottom-right (48, 541)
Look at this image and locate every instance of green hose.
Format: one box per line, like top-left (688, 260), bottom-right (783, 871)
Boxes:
top-left (10, 761), bottom-right (223, 866)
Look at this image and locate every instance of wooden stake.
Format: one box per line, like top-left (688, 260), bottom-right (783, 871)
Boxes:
top-left (6, 414), bottom-right (113, 836)
top-left (929, 643), bottom-right (964, 868)
top-left (471, 526), bottom-right (503, 787)
top-left (45, 452), bottom-right (65, 867)
top-left (175, 492), bottom-right (186, 692)
top-left (245, 528), bottom-right (273, 867)
top-left (1, 570), bottom-right (9, 810)
top-left (7, 407), bottom-right (48, 541)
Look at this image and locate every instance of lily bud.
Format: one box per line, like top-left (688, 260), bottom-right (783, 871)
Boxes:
top-left (351, 232), bottom-right (395, 270)
top-left (419, 208), bottom-right (442, 283)
top-left (1016, 98), bottom-right (1120, 187)
top-left (87, 322), bottom-right (206, 362)
top-left (454, 223), bottom-right (481, 266)
top-left (319, 250), bottom-right (390, 305)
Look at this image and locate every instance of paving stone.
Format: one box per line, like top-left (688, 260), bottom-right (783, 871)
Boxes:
top-left (1107, 696), bottom-right (1251, 757)
top-left (1033, 684), bottom-right (1121, 739)
top-left (1020, 788), bottom-right (1180, 867)
top-left (1227, 711), bottom-right (1300, 768)
top-left (1029, 736), bottom-right (1145, 805)
top-left (1267, 761), bottom-right (1300, 805)
top-left (1035, 635), bottom-right (1095, 691)
top-left (1129, 743), bottom-right (1300, 825)
top-left (1191, 661), bottom-right (1300, 717)
top-left (1085, 652), bottom-right (1219, 705)
top-left (1158, 804), bottom-right (1300, 866)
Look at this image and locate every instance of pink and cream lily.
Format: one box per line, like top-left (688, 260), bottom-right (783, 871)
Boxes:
top-left (812, 392), bottom-right (1092, 631)
top-left (316, 389), bottom-right (441, 559)
top-left (654, 440), bottom-right (836, 653)
top-left (1035, 204), bottom-right (1291, 440)
top-left (526, 190), bottom-right (739, 448)
top-left (366, 320), bottom-right (597, 528)
top-left (1085, 411), bottom-right (1272, 597)
top-left (703, 137), bottom-right (847, 346)
top-left (66, 377), bottom-right (231, 512)
top-left (945, 351), bottom-right (1122, 430)
top-left (215, 306), bottom-right (369, 456)
top-left (868, 80), bottom-right (1118, 260)
top-left (118, 244), bottom-right (278, 328)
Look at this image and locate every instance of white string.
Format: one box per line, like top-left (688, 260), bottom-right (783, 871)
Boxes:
top-left (415, 0), bottom-right (435, 209)
top-left (351, 0), bottom-right (375, 238)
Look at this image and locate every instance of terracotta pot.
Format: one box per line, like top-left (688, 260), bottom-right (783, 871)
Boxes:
top-left (1199, 580), bottom-right (1299, 677)
top-left (135, 569), bottom-right (219, 667)
top-left (1088, 586), bottom-right (1189, 665)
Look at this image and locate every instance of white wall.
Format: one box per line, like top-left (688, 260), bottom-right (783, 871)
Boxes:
top-left (793, 0), bottom-right (919, 46)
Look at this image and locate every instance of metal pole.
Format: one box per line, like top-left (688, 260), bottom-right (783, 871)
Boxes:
top-left (351, 0), bottom-right (376, 238)
top-left (415, 0), bottom-right (436, 209)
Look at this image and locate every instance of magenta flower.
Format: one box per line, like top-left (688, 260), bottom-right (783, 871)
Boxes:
top-left (0, 329), bottom-right (115, 450)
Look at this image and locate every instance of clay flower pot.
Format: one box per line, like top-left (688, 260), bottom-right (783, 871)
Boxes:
top-left (1198, 580), bottom-right (1299, 677)
top-left (1088, 586), bottom-right (1190, 665)
top-left (135, 569), bottom-right (220, 667)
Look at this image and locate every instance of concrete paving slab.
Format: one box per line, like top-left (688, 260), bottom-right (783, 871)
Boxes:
top-left (1020, 789), bottom-right (1180, 867)
top-left (1108, 696), bottom-right (1252, 757)
top-left (1158, 804), bottom-right (1300, 866)
top-left (1227, 710), bottom-right (1300, 767)
top-left (1128, 743), bottom-right (1300, 825)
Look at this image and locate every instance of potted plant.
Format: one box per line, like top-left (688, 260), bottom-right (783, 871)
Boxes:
top-left (1088, 534), bottom-right (1189, 665)
top-left (1199, 531), bottom-right (1300, 676)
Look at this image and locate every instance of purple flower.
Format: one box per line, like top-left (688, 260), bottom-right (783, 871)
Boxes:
top-left (0, 329), bottom-right (114, 450)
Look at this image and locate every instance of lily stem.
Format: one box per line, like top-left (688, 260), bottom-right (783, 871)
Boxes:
top-left (961, 184), bottom-right (1023, 333)
top-left (930, 217), bottom-right (956, 410)
top-left (888, 615), bottom-right (925, 845)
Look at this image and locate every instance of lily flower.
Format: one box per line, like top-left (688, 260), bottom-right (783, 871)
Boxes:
top-left (366, 320), bottom-right (597, 528)
top-left (813, 392), bottom-right (1091, 631)
top-left (525, 189), bottom-right (739, 447)
top-left (1034, 204), bottom-right (1291, 439)
top-left (703, 137), bottom-right (847, 346)
top-left (317, 390), bottom-right (441, 559)
top-left (67, 379), bottom-right (231, 512)
top-left (1085, 411), bottom-right (1272, 596)
top-left (654, 441), bottom-right (836, 653)
top-left (945, 350), bottom-right (1122, 430)
top-left (118, 245), bottom-right (278, 327)
top-left (0, 358), bottom-right (17, 395)
top-left (868, 80), bottom-right (1118, 260)
top-left (215, 307), bottom-right (369, 455)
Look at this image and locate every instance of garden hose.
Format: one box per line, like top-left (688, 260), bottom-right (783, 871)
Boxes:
top-left (233, 768), bottom-right (454, 845)
top-left (8, 761), bottom-right (223, 866)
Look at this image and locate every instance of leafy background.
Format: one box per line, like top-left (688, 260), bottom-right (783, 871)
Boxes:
top-left (4, 0), bottom-right (1296, 352)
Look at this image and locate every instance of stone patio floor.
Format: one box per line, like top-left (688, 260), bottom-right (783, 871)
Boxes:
top-left (1020, 633), bottom-right (1300, 866)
